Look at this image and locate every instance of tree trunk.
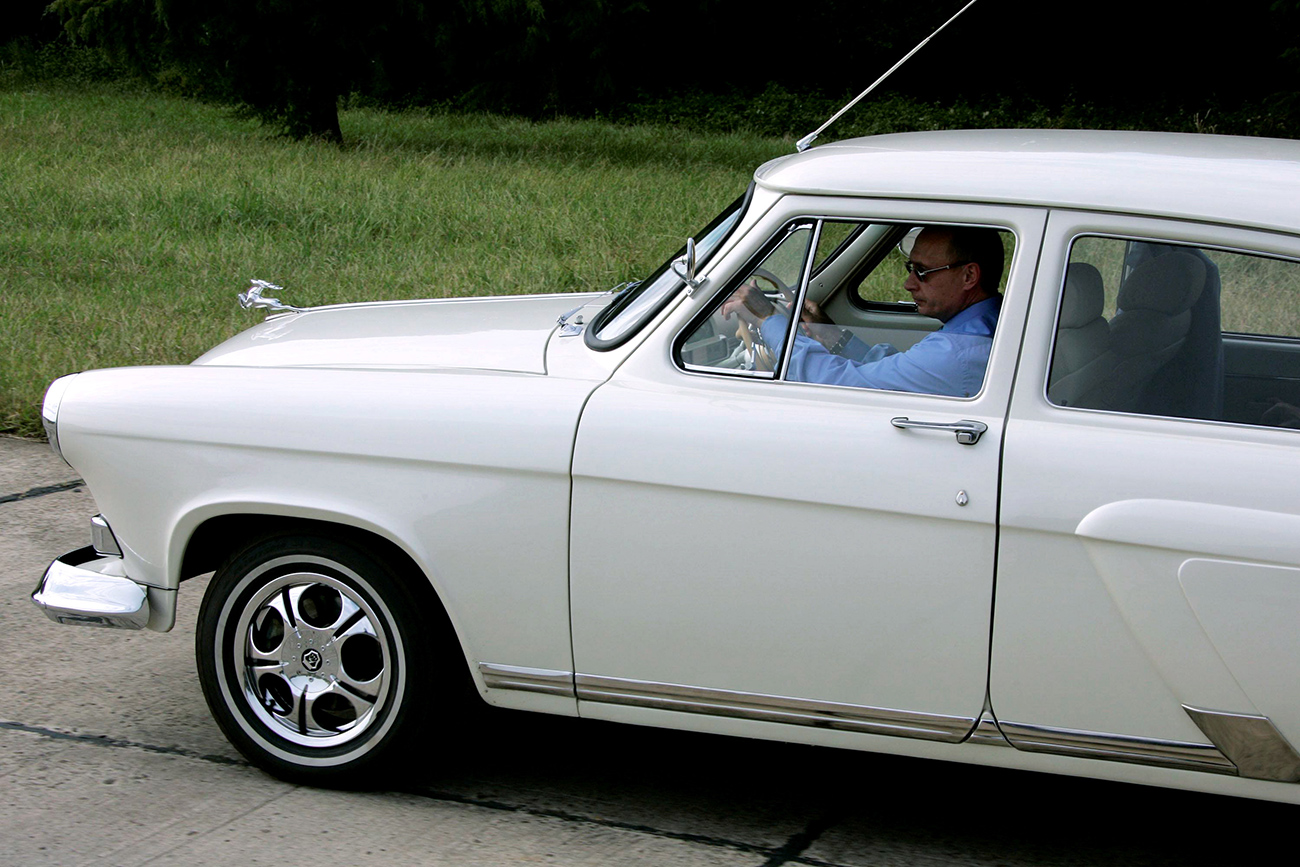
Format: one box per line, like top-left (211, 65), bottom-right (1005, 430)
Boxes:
top-left (303, 91), bottom-right (344, 145)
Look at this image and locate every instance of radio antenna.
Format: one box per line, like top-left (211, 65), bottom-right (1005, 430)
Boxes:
top-left (795, 0), bottom-right (982, 152)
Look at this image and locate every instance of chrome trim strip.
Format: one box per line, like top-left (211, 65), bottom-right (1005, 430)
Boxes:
top-left (1000, 720), bottom-right (1236, 775)
top-left (575, 674), bottom-right (973, 743)
top-left (680, 363), bottom-right (775, 379)
top-left (776, 219), bottom-right (823, 384)
top-left (31, 546), bottom-right (150, 630)
top-left (966, 710), bottom-right (1010, 747)
top-left (478, 663), bottom-right (575, 698)
top-left (1184, 705), bottom-right (1300, 782)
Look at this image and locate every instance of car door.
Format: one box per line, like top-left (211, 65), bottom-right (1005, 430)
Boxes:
top-left (569, 198), bottom-right (1046, 743)
top-left (993, 211), bottom-right (1300, 782)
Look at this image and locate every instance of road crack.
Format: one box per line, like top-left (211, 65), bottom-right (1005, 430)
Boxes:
top-left (3, 720), bottom-right (856, 864)
top-left (760, 811), bottom-right (845, 867)
top-left (0, 479), bottom-right (86, 505)
top-left (410, 785), bottom-right (779, 856)
top-left (0, 719), bottom-right (246, 766)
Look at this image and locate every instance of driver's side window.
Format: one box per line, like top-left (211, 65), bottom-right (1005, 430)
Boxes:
top-left (677, 218), bottom-right (1012, 400)
top-left (679, 223), bottom-right (812, 378)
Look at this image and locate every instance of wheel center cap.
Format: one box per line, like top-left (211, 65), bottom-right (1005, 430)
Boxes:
top-left (301, 648), bottom-right (324, 672)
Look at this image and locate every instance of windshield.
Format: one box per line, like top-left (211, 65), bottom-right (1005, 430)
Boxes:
top-left (585, 188), bottom-right (752, 350)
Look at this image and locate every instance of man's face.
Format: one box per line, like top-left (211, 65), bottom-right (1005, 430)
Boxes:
top-left (903, 230), bottom-right (978, 322)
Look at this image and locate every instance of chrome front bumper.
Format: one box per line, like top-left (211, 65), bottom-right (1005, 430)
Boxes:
top-left (32, 546), bottom-right (151, 630)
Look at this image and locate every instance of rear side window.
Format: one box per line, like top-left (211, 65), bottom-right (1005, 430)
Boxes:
top-left (1048, 236), bottom-right (1300, 428)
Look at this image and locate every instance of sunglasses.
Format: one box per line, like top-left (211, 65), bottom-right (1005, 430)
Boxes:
top-left (902, 259), bottom-right (970, 282)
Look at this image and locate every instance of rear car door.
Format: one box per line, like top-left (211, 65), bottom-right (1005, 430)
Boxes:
top-left (993, 211), bottom-right (1300, 781)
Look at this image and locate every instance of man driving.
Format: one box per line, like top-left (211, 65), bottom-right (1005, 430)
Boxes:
top-left (721, 226), bottom-right (1004, 397)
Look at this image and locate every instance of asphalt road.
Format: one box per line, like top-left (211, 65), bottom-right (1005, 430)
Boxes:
top-left (1, 433), bottom-right (1294, 866)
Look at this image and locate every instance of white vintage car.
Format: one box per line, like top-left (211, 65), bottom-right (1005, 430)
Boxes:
top-left (32, 129), bottom-right (1300, 803)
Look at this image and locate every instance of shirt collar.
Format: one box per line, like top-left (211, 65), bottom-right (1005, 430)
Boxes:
top-left (941, 295), bottom-right (1002, 335)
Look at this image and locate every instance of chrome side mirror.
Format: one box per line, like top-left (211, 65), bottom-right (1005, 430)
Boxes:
top-left (671, 238), bottom-right (706, 294)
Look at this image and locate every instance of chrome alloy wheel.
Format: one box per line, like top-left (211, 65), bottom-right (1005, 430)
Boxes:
top-left (233, 566), bottom-right (392, 747)
top-left (210, 552), bottom-right (408, 766)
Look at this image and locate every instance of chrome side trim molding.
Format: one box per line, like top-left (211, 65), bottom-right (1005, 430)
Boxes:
top-left (575, 674), bottom-right (974, 743)
top-left (1000, 720), bottom-right (1236, 775)
top-left (1184, 705), bottom-right (1300, 782)
top-left (966, 709), bottom-right (1010, 747)
top-left (478, 663), bottom-right (575, 698)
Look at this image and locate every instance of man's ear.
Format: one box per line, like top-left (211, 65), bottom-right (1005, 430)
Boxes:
top-left (961, 261), bottom-right (982, 293)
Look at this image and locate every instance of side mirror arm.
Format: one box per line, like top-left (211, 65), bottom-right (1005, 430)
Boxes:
top-left (670, 239), bottom-right (707, 295)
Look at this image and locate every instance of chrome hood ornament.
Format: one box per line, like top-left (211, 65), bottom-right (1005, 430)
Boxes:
top-left (238, 280), bottom-right (307, 314)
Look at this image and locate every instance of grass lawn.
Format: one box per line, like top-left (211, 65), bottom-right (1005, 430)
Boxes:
top-left (0, 85), bottom-right (788, 437)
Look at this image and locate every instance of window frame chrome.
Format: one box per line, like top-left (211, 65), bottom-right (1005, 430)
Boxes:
top-left (584, 185), bottom-right (754, 352)
top-left (1045, 227), bottom-right (1300, 429)
top-left (673, 216), bottom-right (1017, 402)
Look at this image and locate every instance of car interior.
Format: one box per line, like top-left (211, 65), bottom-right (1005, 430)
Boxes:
top-left (678, 220), bottom-right (1300, 433)
top-left (678, 221), bottom-right (1010, 383)
top-left (1049, 237), bottom-right (1300, 430)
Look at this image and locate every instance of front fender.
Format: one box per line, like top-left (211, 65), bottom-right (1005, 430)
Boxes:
top-left (55, 364), bottom-right (599, 674)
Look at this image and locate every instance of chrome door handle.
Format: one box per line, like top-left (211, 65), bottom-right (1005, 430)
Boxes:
top-left (890, 417), bottom-right (988, 445)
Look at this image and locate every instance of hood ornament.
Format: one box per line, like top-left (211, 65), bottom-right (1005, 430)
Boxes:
top-left (238, 280), bottom-right (307, 314)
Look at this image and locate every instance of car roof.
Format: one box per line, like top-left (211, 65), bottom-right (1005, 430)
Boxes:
top-left (754, 129), bottom-right (1300, 235)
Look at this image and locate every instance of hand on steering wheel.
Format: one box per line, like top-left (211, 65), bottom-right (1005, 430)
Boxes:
top-left (720, 283), bottom-right (775, 326)
top-left (748, 268), bottom-right (795, 308)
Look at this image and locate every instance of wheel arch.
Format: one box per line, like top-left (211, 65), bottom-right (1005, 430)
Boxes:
top-left (193, 521), bottom-right (488, 782)
top-left (178, 510), bottom-right (479, 690)
top-left (181, 513), bottom-right (417, 588)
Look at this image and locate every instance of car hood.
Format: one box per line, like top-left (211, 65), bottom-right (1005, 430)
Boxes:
top-left (194, 294), bottom-right (595, 374)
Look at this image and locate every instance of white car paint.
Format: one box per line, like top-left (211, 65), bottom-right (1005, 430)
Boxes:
top-left (34, 129), bottom-right (1300, 802)
top-left (196, 294), bottom-right (594, 373)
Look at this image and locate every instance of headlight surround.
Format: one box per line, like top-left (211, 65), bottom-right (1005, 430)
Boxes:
top-left (42, 374), bottom-right (78, 464)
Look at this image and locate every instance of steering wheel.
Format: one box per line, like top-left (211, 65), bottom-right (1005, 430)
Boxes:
top-left (747, 267), bottom-right (795, 305)
top-left (729, 268), bottom-right (794, 373)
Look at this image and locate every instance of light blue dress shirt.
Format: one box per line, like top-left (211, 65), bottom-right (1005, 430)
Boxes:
top-left (758, 296), bottom-right (1001, 397)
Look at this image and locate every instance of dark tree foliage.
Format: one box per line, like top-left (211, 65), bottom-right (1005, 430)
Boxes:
top-left (949, 0), bottom-right (1289, 107)
top-left (0, 1), bottom-right (61, 45)
top-left (50, 0), bottom-right (456, 143)
top-left (414, 0), bottom-right (938, 115)
top-left (53, 0), bottom-right (168, 77)
top-left (154, 0), bottom-right (399, 143)
top-left (406, 0), bottom-right (1300, 124)
top-left (31, 0), bottom-right (1300, 140)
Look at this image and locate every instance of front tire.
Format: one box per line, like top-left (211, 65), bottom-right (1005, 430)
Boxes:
top-left (197, 534), bottom-right (434, 784)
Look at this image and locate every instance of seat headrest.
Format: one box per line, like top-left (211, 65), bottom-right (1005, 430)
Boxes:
top-left (1060, 263), bottom-right (1105, 328)
top-left (1117, 252), bottom-right (1206, 315)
